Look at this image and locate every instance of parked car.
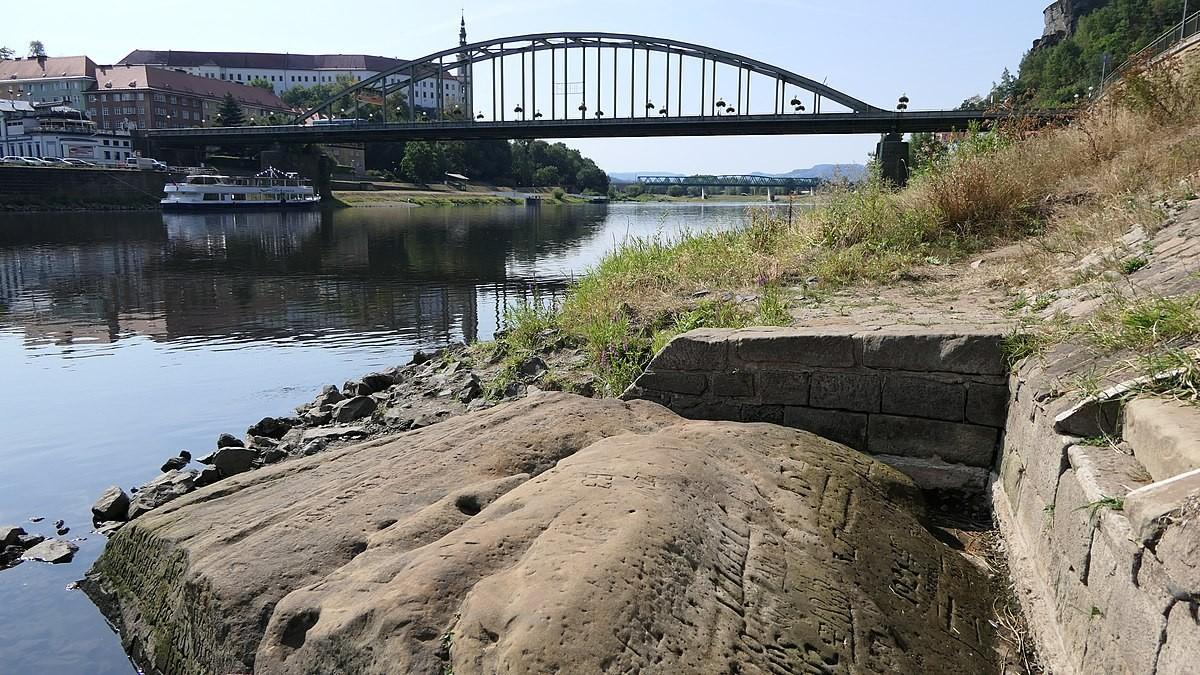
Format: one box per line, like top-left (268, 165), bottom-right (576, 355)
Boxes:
top-left (125, 157), bottom-right (168, 171)
top-left (61, 158), bottom-right (96, 167)
top-left (41, 157), bottom-right (71, 166)
top-left (1, 156), bottom-right (32, 165)
top-left (21, 157), bottom-right (53, 166)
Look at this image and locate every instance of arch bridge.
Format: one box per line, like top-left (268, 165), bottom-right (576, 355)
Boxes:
top-left (143, 32), bottom-right (1052, 148)
top-left (637, 175), bottom-right (823, 189)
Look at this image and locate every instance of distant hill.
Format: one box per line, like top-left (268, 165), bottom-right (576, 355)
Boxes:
top-left (608, 164), bottom-right (866, 184)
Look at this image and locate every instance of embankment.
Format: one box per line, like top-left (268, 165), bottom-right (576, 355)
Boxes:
top-left (0, 166), bottom-right (167, 210)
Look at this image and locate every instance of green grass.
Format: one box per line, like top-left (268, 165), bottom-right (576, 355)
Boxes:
top-left (1121, 256), bottom-right (1149, 274)
top-left (1084, 293), bottom-right (1200, 353)
top-left (1077, 496), bottom-right (1124, 524)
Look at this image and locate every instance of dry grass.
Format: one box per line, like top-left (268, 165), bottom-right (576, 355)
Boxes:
top-left (498, 54), bottom-right (1200, 395)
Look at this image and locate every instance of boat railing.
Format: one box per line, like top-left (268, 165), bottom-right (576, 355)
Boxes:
top-left (183, 176), bottom-right (312, 187)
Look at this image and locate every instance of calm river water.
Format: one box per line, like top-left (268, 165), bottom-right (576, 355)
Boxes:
top-left (0, 201), bottom-right (773, 673)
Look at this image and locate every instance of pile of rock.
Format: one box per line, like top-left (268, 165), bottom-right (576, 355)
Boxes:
top-left (90, 344), bottom-right (558, 528)
top-left (1, 524), bottom-right (77, 569)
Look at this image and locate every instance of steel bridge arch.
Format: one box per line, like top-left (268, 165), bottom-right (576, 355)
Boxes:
top-left (292, 32), bottom-right (885, 124)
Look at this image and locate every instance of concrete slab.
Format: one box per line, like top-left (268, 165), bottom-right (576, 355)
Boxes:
top-left (1123, 468), bottom-right (1200, 542)
top-left (1124, 397), bottom-right (1200, 482)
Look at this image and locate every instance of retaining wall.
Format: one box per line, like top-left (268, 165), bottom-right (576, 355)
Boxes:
top-left (623, 326), bottom-right (1009, 491)
top-left (0, 166), bottom-right (168, 208)
top-left (996, 345), bottom-right (1200, 674)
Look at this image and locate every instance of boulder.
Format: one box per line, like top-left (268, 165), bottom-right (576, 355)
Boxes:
top-left (200, 447), bottom-right (261, 477)
top-left (17, 533), bottom-right (45, 548)
top-left (332, 396), bottom-right (377, 423)
top-left (341, 380), bottom-right (373, 398)
top-left (91, 482), bottom-right (131, 521)
top-left (84, 392), bottom-right (998, 675)
top-left (517, 355), bottom-right (548, 380)
top-left (360, 372), bottom-right (396, 393)
top-left (246, 435), bottom-right (279, 450)
top-left (216, 433), bottom-right (245, 449)
top-left (21, 539), bottom-right (77, 564)
top-left (1, 525), bottom-right (25, 546)
top-left (247, 417), bottom-right (295, 440)
top-left (194, 467), bottom-right (222, 488)
top-left (126, 470), bottom-right (198, 520)
top-left (160, 451), bottom-right (190, 473)
top-left (456, 374), bottom-right (483, 403)
top-left (314, 384), bottom-right (343, 408)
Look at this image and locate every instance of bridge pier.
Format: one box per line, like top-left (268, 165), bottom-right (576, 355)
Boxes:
top-left (260, 146), bottom-right (334, 199)
top-left (875, 133), bottom-right (910, 187)
top-left (767, 187), bottom-right (775, 202)
top-left (701, 187), bottom-right (707, 200)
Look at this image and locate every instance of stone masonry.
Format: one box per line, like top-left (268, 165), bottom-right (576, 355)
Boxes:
top-left (623, 326), bottom-right (1009, 491)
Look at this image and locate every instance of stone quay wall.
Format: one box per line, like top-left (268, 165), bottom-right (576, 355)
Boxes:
top-left (0, 166), bottom-right (168, 209)
top-left (623, 327), bottom-right (1009, 491)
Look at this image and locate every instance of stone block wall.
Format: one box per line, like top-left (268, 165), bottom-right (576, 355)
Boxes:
top-left (624, 327), bottom-right (1009, 491)
top-left (996, 342), bottom-right (1200, 674)
top-left (0, 166), bottom-right (168, 208)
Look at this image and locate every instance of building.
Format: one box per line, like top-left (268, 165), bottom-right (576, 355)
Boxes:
top-left (118, 18), bottom-right (471, 113)
top-left (0, 99), bottom-right (133, 164)
top-left (84, 65), bottom-right (292, 131)
top-left (0, 55), bottom-right (98, 110)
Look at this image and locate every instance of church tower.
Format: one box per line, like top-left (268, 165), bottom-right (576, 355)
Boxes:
top-left (458, 13), bottom-right (472, 118)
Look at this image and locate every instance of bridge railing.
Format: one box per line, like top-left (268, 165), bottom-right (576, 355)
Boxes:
top-left (1104, 10), bottom-right (1200, 87)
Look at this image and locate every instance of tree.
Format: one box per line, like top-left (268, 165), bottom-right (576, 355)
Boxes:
top-left (28, 41), bottom-right (45, 58)
top-left (215, 93), bottom-right (246, 126)
top-left (908, 132), bottom-right (948, 174)
top-left (666, 185), bottom-right (686, 197)
top-left (400, 141), bottom-right (444, 182)
top-left (533, 165), bottom-right (561, 187)
top-left (0, 46), bottom-right (13, 60)
top-left (249, 78), bottom-right (274, 91)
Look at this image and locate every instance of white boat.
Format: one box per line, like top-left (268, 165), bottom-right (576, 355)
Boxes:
top-left (161, 168), bottom-right (320, 210)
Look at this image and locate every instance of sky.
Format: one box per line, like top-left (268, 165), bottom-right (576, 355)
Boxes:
top-left (4, 0), bottom-right (1051, 174)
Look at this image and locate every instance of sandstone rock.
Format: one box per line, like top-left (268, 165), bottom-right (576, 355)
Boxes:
top-left (332, 396), bottom-right (376, 423)
top-left (300, 426), bottom-right (367, 444)
top-left (217, 433), bottom-right (245, 449)
top-left (127, 470), bottom-right (198, 519)
top-left (85, 392), bottom-right (998, 675)
top-left (21, 539), bottom-right (77, 564)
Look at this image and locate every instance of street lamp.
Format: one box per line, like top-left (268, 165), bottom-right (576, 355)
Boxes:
top-left (896, 94), bottom-right (909, 111)
top-left (533, 111), bottom-right (544, 119)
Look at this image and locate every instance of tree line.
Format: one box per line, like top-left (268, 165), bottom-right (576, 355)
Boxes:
top-left (366, 139), bottom-right (609, 192)
top-left (964, 0), bottom-right (1189, 107)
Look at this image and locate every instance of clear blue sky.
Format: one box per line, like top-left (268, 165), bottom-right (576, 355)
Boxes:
top-left (6, 0), bottom-right (1050, 174)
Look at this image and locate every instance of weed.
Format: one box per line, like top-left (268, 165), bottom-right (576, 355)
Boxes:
top-left (1001, 330), bottom-right (1044, 369)
top-left (1085, 293), bottom-right (1200, 353)
top-left (1121, 256), bottom-right (1149, 275)
top-left (1078, 496), bottom-right (1125, 524)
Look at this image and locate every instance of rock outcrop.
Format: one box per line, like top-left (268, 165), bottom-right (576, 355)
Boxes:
top-left (85, 392), bottom-right (998, 674)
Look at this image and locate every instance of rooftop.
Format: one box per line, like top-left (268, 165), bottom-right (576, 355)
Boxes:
top-left (0, 55), bottom-right (98, 82)
top-left (118, 50), bottom-right (407, 73)
top-left (91, 65), bottom-right (291, 110)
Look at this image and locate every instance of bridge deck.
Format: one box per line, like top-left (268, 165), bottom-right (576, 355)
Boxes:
top-left (142, 110), bottom-right (1067, 147)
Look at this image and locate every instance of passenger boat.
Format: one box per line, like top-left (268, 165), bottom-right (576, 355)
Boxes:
top-left (161, 168), bottom-right (320, 210)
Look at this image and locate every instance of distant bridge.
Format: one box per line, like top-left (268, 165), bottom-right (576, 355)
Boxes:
top-left (140, 32), bottom-right (1067, 149)
top-left (637, 174), bottom-right (822, 189)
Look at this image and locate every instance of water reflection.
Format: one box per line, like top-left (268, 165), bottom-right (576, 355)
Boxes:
top-left (0, 205), bottom-right (612, 352)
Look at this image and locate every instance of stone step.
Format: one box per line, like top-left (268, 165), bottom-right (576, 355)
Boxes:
top-left (1123, 397), bottom-right (1200, 482)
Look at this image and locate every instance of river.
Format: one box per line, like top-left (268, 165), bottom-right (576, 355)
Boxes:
top-left (0, 201), bottom-right (775, 673)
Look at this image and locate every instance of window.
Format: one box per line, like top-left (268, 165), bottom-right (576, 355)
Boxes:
top-left (104, 150), bottom-right (111, 159)
top-left (202, 193), bottom-right (221, 201)
top-left (138, 92), bottom-right (145, 100)
top-left (169, 96), bottom-right (177, 104)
